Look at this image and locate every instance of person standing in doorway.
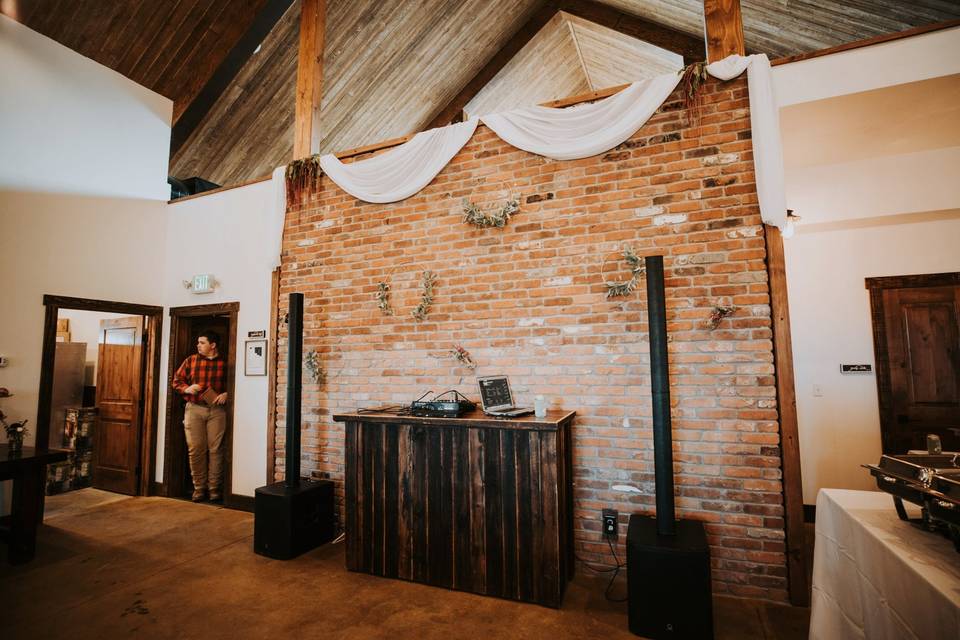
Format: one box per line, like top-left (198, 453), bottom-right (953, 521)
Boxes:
top-left (172, 330), bottom-right (228, 502)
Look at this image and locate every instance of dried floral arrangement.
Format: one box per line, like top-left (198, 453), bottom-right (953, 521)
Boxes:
top-left (431, 344), bottom-right (477, 370)
top-left (679, 61), bottom-right (709, 127)
top-left (411, 271), bottom-right (437, 322)
top-left (285, 155), bottom-right (322, 204)
top-left (462, 198), bottom-right (519, 228)
top-left (707, 305), bottom-right (736, 330)
top-left (602, 245), bottom-right (646, 298)
top-left (375, 281), bottom-right (393, 315)
top-left (450, 344), bottom-right (476, 369)
top-left (304, 349), bottom-right (324, 384)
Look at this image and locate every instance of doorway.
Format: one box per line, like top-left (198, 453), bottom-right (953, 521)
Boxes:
top-left (37, 296), bottom-right (164, 500)
top-left (867, 272), bottom-right (960, 453)
top-left (163, 303), bottom-right (239, 508)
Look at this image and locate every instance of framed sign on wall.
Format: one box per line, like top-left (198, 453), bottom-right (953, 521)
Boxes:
top-left (245, 339), bottom-right (268, 376)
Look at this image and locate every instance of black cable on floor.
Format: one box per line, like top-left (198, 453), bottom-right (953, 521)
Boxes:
top-left (603, 535), bottom-right (629, 603)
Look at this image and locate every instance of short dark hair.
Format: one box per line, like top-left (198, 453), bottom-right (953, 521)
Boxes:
top-left (198, 330), bottom-right (221, 347)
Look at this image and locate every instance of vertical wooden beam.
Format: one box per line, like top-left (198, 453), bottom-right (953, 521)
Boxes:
top-left (294, 0), bottom-right (326, 158)
top-left (764, 225), bottom-right (809, 607)
top-left (702, 0), bottom-right (745, 61)
top-left (266, 267), bottom-right (280, 483)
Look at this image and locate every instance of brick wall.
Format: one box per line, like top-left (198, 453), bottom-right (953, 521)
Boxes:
top-left (278, 76), bottom-right (788, 602)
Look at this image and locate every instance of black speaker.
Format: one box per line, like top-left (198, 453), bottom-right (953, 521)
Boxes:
top-left (627, 514), bottom-right (714, 639)
top-left (254, 478), bottom-right (335, 559)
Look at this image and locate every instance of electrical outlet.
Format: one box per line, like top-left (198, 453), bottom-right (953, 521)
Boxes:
top-left (602, 508), bottom-right (618, 537)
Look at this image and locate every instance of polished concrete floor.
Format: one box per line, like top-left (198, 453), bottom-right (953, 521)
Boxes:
top-left (1, 489), bottom-right (810, 639)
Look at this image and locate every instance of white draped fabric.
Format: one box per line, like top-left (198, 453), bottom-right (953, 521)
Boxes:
top-left (276, 54), bottom-right (788, 231)
top-left (317, 118), bottom-right (478, 204)
top-left (705, 54), bottom-right (787, 229)
top-left (478, 73), bottom-right (682, 161)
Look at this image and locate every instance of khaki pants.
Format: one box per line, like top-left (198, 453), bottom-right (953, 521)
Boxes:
top-left (183, 402), bottom-right (226, 494)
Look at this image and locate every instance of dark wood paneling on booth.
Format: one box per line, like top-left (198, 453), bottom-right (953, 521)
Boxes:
top-left (337, 410), bottom-right (575, 608)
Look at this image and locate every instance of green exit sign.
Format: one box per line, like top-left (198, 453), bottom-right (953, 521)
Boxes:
top-left (192, 274), bottom-right (215, 294)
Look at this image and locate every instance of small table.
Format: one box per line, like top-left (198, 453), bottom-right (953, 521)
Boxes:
top-left (810, 488), bottom-right (960, 639)
top-left (0, 445), bottom-right (68, 564)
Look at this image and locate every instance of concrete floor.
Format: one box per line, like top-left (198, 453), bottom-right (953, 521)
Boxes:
top-left (1, 489), bottom-right (810, 639)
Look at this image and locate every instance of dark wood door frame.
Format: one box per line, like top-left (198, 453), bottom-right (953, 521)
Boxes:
top-left (866, 272), bottom-right (960, 453)
top-left (38, 295), bottom-right (164, 498)
top-left (162, 302), bottom-right (242, 510)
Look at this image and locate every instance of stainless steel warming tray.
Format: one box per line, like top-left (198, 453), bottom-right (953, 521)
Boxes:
top-left (863, 453), bottom-right (960, 550)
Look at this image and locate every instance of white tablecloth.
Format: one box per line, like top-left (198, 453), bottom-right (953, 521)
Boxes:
top-left (810, 489), bottom-right (960, 639)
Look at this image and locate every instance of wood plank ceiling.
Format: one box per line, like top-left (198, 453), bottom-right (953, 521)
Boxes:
top-left (5, 0), bottom-right (959, 187)
top-left (5, 0), bottom-right (270, 123)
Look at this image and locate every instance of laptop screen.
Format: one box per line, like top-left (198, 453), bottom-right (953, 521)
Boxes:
top-left (478, 376), bottom-right (513, 410)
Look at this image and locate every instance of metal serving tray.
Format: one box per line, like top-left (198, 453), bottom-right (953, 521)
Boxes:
top-left (863, 453), bottom-right (960, 549)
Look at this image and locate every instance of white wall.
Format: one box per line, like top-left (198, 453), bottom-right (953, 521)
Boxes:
top-left (773, 26), bottom-right (960, 107)
top-left (57, 309), bottom-right (134, 384)
top-left (0, 193), bottom-right (168, 447)
top-left (0, 15), bottom-right (171, 200)
top-left (774, 28), bottom-right (960, 503)
top-left (785, 213), bottom-right (960, 501)
top-left (160, 181), bottom-right (278, 496)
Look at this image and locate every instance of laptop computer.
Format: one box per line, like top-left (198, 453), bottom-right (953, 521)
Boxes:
top-left (477, 375), bottom-right (533, 417)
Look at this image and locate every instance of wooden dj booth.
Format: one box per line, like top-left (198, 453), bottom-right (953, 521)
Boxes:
top-left (333, 409), bottom-right (575, 607)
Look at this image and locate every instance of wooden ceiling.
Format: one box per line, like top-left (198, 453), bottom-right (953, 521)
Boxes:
top-left (5, 0), bottom-right (959, 187)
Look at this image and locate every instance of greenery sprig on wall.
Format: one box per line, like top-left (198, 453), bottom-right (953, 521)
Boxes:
top-left (375, 281), bottom-right (393, 315)
top-left (603, 246), bottom-right (646, 298)
top-left (462, 198), bottom-right (519, 228)
top-left (411, 271), bottom-right (437, 322)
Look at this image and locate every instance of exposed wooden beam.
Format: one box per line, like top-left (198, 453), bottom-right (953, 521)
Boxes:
top-left (558, 0), bottom-right (705, 63)
top-left (702, 0), bottom-right (745, 62)
top-left (423, 2), bottom-right (558, 130)
top-left (294, 0), bottom-right (326, 158)
top-left (540, 82), bottom-right (629, 109)
top-left (764, 224), bottom-right (809, 607)
top-left (169, 0), bottom-right (294, 160)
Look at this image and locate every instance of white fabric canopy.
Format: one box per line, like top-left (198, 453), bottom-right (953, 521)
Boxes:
top-left (705, 54), bottom-right (787, 229)
top-left (317, 118), bottom-right (478, 204)
top-left (479, 73), bottom-right (682, 161)
top-left (286, 53), bottom-right (788, 230)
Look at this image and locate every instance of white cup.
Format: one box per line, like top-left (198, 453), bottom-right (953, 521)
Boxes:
top-left (534, 395), bottom-right (547, 417)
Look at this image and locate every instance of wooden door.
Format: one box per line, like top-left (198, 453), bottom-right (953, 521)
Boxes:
top-left (873, 282), bottom-right (960, 453)
top-left (93, 316), bottom-right (146, 494)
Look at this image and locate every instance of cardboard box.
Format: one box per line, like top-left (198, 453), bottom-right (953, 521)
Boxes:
top-left (56, 331), bottom-right (71, 342)
top-left (57, 318), bottom-right (70, 332)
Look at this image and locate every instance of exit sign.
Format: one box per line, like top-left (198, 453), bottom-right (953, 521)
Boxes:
top-left (191, 274), bottom-right (215, 294)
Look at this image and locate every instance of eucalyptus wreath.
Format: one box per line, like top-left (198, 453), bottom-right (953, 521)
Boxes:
top-left (374, 269), bottom-right (439, 322)
top-left (462, 198), bottom-right (519, 228)
top-left (602, 246), bottom-right (646, 298)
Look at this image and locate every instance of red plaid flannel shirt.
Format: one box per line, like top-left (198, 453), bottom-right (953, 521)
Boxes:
top-left (173, 353), bottom-right (226, 404)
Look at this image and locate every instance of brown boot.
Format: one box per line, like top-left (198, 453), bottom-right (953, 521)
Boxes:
top-left (192, 488), bottom-right (207, 502)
